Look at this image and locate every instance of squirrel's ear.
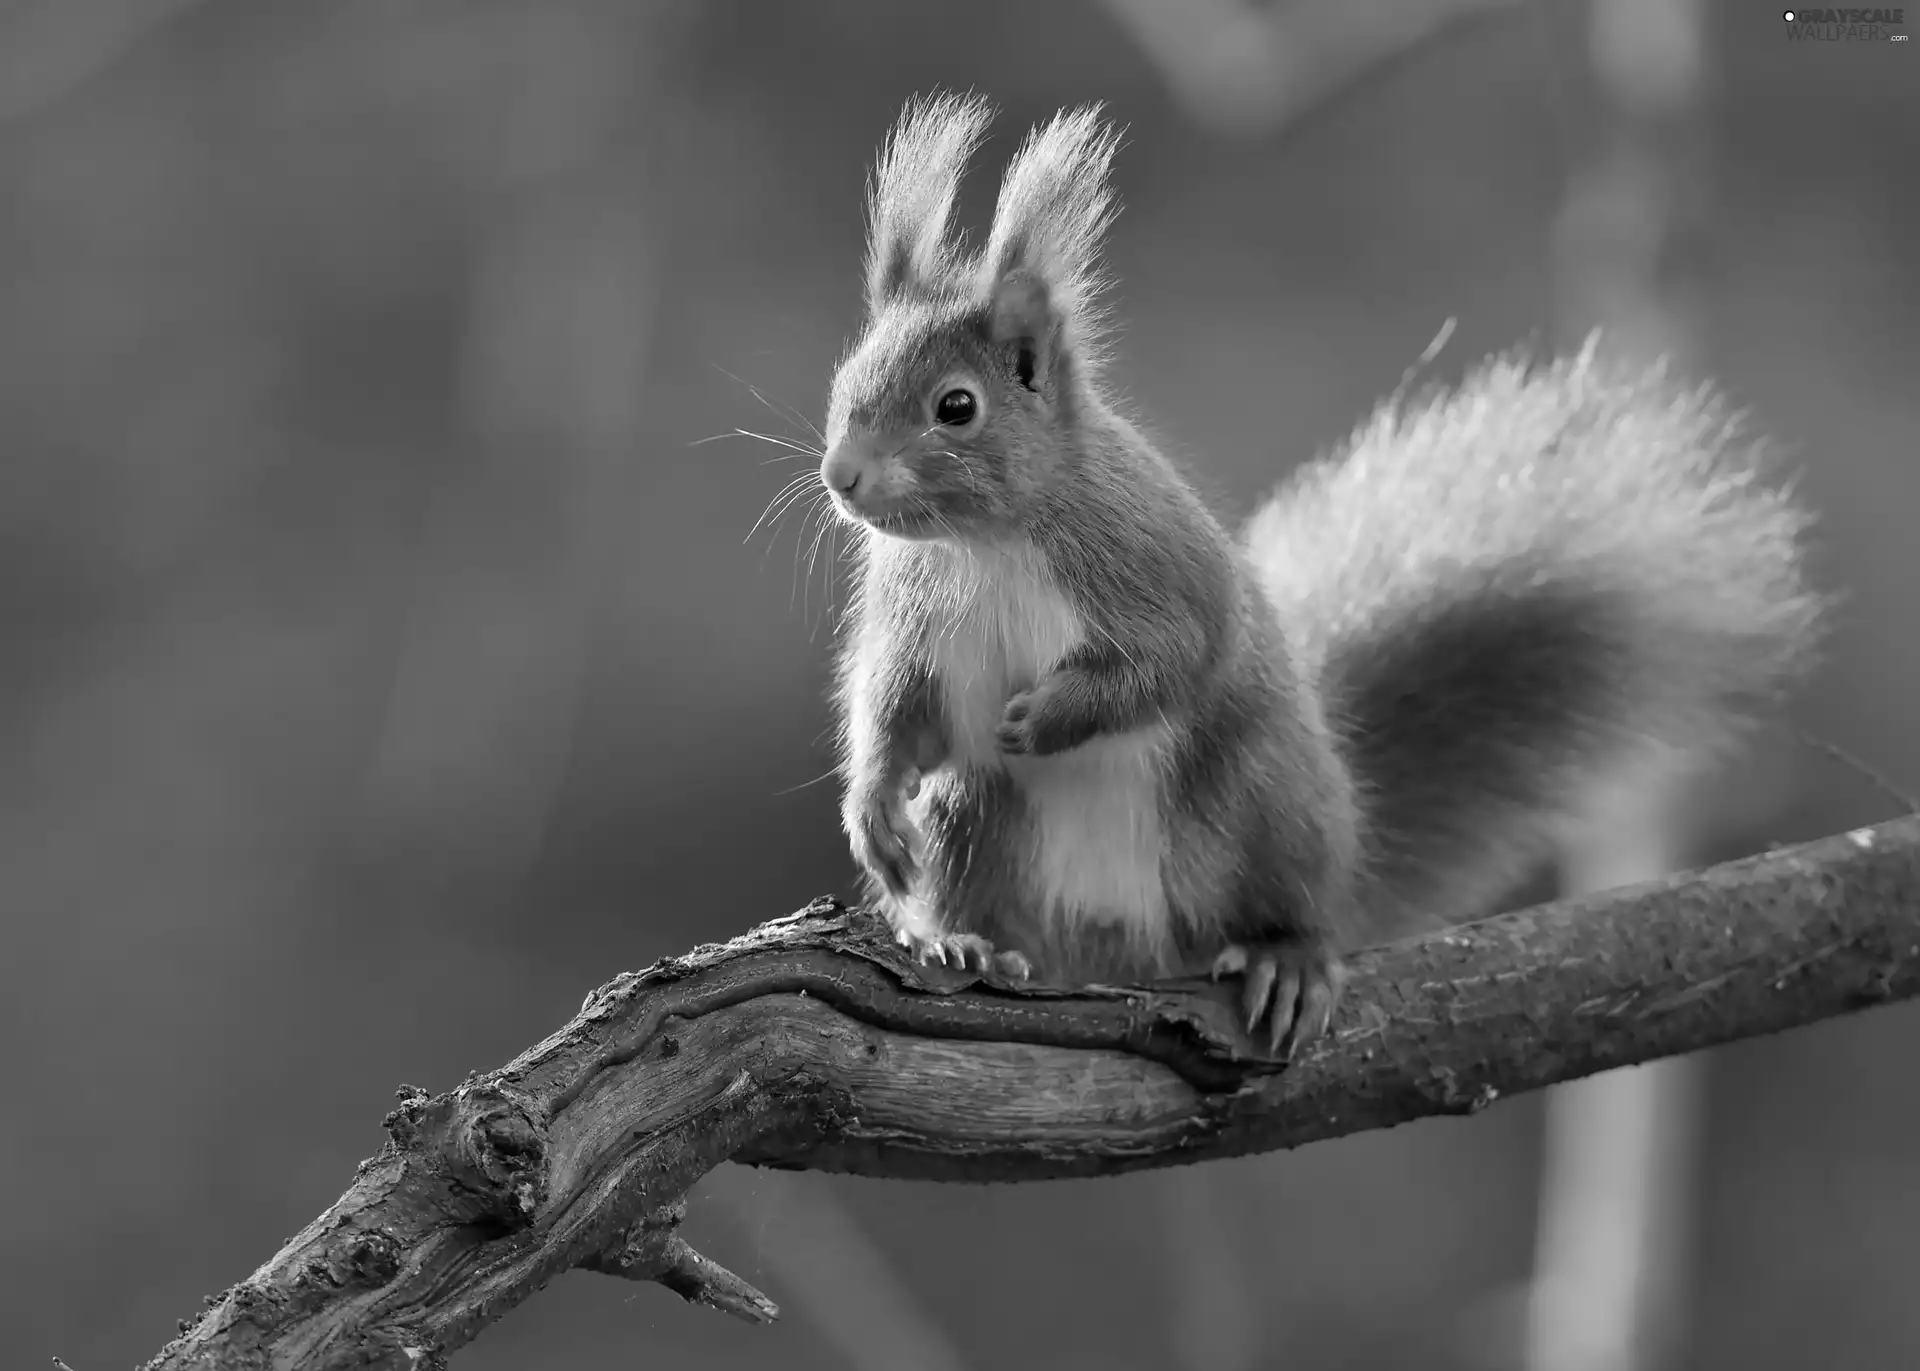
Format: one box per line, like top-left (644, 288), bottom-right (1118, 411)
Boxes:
top-left (988, 270), bottom-right (1053, 394)
top-left (982, 105), bottom-right (1121, 381)
top-left (865, 93), bottom-right (994, 315)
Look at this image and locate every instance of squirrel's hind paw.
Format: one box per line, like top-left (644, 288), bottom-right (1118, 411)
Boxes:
top-left (895, 926), bottom-right (1033, 981)
top-left (1212, 940), bottom-right (1346, 1059)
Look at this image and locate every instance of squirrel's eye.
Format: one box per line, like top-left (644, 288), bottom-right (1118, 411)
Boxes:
top-left (934, 388), bottom-right (978, 427)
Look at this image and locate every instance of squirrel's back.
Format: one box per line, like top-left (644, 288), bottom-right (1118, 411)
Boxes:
top-left (1246, 340), bottom-right (1827, 932)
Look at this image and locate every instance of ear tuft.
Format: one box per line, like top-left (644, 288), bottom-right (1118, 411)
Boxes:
top-left (982, 105), bottom-right (1123, 378)
top-left (865, 92), bottom-right (995, 315)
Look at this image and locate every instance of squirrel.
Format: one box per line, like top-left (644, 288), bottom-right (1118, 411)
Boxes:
top-left (814, 93), bottom-right (1825, 1055)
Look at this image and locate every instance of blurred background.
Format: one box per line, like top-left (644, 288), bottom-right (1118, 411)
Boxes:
top-left (3, 1), bottom-right (1916, 1367)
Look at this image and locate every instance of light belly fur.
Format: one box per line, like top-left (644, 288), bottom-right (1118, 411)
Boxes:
top-left (918, 543), bottom-right (1171, 939)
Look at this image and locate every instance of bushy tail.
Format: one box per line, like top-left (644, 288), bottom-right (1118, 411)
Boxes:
top-left (1244, 340), bottom-right (1827, 931)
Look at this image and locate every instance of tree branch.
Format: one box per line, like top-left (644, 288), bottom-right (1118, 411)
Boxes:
top-left (142, 817), bottom-right (1920, 1369)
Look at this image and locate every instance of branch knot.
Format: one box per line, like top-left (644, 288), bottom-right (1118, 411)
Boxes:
top-left (442, 1086), bottom-right (548, 1227)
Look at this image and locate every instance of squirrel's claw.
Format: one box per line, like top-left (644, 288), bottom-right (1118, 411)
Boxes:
top-left (895, 927), bottom-right (1032, 980)
top-left (1212, 941), bottom-right (1344, 1059)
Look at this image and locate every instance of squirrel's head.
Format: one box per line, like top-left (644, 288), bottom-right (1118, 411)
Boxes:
top-left (820, 93), bottom-right (1121, 543)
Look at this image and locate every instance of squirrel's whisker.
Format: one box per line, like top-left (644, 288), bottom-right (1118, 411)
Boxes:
top-left (711, 362), bottom-right (827, 444)
top-left (735, 427), bottom-right (825, 458)
top-left (746, 472), bottom-right (821, 545)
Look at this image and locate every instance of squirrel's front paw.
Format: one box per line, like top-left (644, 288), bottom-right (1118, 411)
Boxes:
top-left (849, 789), bottom-right (919, 898)
top-left (1212, 939), bottom-right (1347, 1059)
top-left (996, 690), bottom-right (1043, 755)
top-left (997, 679), bottom-right (1094, 756)
top-left (896, 926), bottom-right (1034, 980)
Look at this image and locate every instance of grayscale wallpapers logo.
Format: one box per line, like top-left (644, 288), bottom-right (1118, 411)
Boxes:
top-left (1782, 7), bottom-right (1910, 38)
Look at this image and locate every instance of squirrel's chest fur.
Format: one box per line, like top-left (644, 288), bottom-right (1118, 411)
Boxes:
top-left (908, 542), bottom-right (1173, 952)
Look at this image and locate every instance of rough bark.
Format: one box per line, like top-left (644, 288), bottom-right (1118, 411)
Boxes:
top-left (140, 816), bottom-right (1920, 1370)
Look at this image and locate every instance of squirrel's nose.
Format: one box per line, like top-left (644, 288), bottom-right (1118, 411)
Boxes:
top-left (822, 445), bottom-right (869, 497)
